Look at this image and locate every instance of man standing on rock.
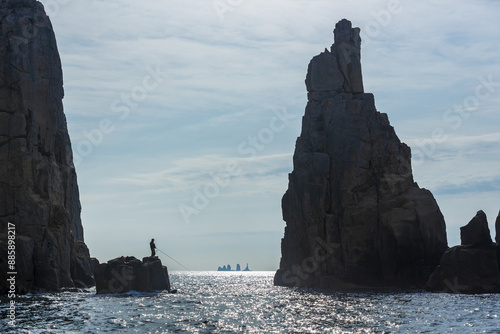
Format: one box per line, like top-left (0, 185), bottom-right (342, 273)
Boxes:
top-left (150, 238), bottom-right (156, 257)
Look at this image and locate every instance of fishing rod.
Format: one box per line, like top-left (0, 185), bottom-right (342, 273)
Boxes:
top-left (156, 247), bottom-right (191, 272)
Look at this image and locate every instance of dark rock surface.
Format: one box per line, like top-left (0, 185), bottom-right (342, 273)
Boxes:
top-left (426, 245), bottom-right (500, 294)
top-left (0, 0), bottom-right (94, 293)
top-left (94, 256), bottom-right (172, 294)
top-left (71, 241), bottom-right (95, 288)
top-left (427, 211), bottom-right (500, 294)
top-left (274, 19), bottom-right (448, 290)
top-left (90, 257), bottom-right (100, 271)
top-left (460, 210), bottom-right (492, 247)
top-left (495, 210), bottom-right (500, 245)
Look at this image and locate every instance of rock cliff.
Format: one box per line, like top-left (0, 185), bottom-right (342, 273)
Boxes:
top-left (274, 19), bottom-right (448, 289)
top-left (0, 0), bottom-right (94, 293)
top-left (427, 210), bottom-right (500, 294)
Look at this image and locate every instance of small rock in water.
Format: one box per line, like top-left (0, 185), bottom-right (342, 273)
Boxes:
top-left (94, 256), bottom-right (172, 294)
top-left (428, 210), bottom-right (500, 294)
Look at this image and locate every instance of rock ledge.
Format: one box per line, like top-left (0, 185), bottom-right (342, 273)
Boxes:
top-left (94, 256), bottom-right (172, 294)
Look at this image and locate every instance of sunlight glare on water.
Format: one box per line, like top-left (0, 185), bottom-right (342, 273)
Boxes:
top-left (1, 271), bottom-right (500, 333)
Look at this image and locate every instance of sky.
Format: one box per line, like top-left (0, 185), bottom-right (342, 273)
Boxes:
top-left (39, 0), bottom-right (500, 271)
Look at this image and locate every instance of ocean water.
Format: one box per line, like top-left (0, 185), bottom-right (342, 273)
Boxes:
top-left (1, 271), bottom-right (500, 333)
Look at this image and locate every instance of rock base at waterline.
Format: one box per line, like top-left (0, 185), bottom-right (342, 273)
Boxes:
top-left (94, 256), bottom-right (172, 294)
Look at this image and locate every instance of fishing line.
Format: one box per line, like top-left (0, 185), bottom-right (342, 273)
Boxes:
top-left (156, 248), bottom-right (191, 272)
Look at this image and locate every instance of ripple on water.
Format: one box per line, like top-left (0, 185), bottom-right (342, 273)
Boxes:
top-left (1, 272), bottom-right (500, 333)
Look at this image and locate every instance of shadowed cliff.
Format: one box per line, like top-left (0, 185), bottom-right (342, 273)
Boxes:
top-left (0, 0), bottom-right (94, 293)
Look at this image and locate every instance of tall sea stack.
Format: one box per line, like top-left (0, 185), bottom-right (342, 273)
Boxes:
top-left (0, 0), bottom-right (94, 293)
top-left (274, 19), bottom-right (448, 289)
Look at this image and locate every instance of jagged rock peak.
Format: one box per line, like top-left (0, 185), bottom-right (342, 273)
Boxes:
top-left (460, 210), bottom-right (493, 247)
top-left (275, 19), bottom-right (447, 290)
top-left (333, 19), bottom-right (361, 48)
top-left (305, 19), bottom-right (363, 101)
top-left (0, 0), bottom-right (94, 293)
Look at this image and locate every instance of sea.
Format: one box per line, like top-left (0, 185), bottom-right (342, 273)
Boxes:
top-left (1, 271), bottom-right (500, 333)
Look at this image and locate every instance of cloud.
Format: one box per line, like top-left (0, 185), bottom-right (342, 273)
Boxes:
top-left (404, 132), bottom-right (500, 202)
top-left (434, 178), bottom-right (500, 196)
top-left (105, 152), bottom-right (292, 195)
top-left (37, 0), bottom-right (500, 267)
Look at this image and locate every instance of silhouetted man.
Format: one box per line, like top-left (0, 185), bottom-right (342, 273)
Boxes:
top-left (150, 238), bottom-right (156, 257)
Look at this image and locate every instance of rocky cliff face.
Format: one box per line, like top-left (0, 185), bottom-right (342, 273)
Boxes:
top-left (0, 0), bottom-right (94, 293)
top-left (274, 19), bottom-right (448, 289)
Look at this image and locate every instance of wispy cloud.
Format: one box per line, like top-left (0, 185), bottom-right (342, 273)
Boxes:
top-left (106, 152), bottom-right (292, 193)
top-left (40, 0), bottom-right (500, 267)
